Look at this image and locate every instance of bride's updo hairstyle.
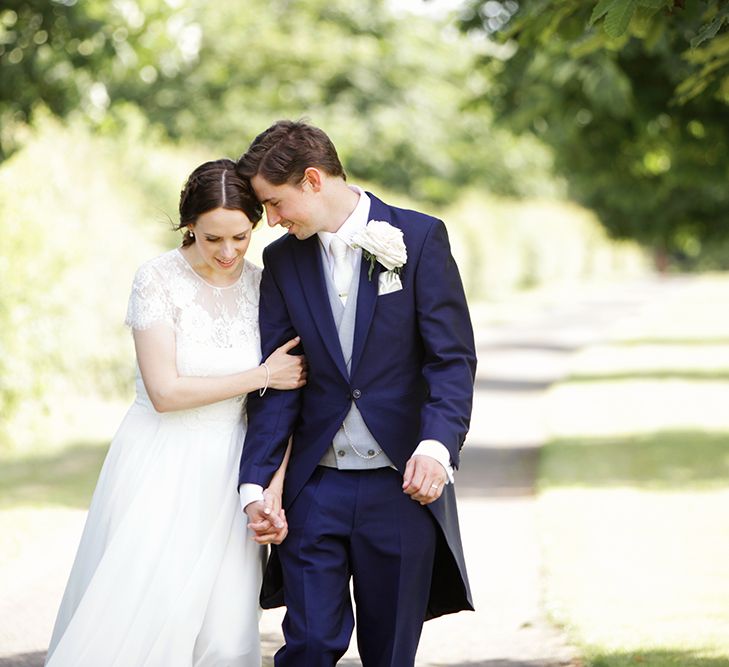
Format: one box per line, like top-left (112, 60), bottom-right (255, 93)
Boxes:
top-left (176, 159), bottom-right (263, 247)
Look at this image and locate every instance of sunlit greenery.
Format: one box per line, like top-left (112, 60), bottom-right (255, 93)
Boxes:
top-left (460, 0), bottom-right (729, 262)
top-left (2, 4), bottom-right (728, 665)
top-left (460, 0), bottom-right (729, 103)
top-left (0, 0), bottom-right (561, 203)
top-left (0, 114), bottom-right (190, 452)
top-left (0, 0), bottom-right (652, 451)
top-left (0, 115), bottom-right (643, 452)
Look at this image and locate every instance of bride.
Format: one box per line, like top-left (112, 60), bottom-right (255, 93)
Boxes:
top-left (45, 159), bottom-right (306, 666)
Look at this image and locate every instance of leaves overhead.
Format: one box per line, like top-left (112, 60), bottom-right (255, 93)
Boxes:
top-left (1, 0), bottom-right (557, 203)
top-left (458, 0), bottom-right (729, 258)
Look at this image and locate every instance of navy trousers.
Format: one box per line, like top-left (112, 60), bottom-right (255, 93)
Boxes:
top-left (274, 466), bottom-right (437, 667)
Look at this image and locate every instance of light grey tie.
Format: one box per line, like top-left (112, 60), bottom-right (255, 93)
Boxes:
top-left (330, 236), bottom-right (352, 305)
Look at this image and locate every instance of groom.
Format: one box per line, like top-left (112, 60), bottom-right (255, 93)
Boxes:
top-left (237, 120), bottom-right (476, 667)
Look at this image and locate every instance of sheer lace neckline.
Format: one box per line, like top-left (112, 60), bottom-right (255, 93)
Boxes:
top-left (176, 247), bottom-right (246, 289)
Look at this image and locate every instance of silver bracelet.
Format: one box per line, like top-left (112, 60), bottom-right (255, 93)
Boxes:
top-left (259, 362), bottom-right (270, 397)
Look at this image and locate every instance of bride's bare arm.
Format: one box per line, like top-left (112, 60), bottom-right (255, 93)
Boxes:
top-left (133, 327), bottom-right (306, 412)
top-left (265, 438), bottom-right (292, 507)
top-left (247, 438), bottom-right (292, 545)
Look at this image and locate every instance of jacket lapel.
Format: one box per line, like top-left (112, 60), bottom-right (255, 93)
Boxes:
top-left (350, 194), bottom-right (391, 376)
top-left (293, 236), bottom-right (349, 380)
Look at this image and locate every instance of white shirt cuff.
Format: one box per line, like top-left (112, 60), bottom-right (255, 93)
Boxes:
top-left (413, 440), bottom-right (454, 484)
top-left (238, 483), bottom-right (264, 512)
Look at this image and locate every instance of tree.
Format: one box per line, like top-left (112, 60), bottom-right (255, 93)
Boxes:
top-left (125, 0), bottom-right (555, 203)
top-left (460, 1), bottom-right (729, 104)
top-left (459, 0), bottom-right (729, 261)
top-left (2, 0), bottom-right (554, 202)
top-left (0, 0), bottom-right (194, 158)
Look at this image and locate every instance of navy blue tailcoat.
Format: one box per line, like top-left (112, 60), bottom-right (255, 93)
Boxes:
top-left (239, 193), bottom-right (477, 620)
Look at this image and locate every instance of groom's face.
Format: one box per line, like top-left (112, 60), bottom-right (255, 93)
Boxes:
top-left (252, 174), bottom-right (321, 240)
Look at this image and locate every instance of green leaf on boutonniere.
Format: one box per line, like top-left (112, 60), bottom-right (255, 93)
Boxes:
top-left (361, 249), bottom-right (404, 281)
top-left (363, 250), bottom-right (377, 280)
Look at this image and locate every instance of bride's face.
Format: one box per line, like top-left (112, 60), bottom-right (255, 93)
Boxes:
top-left (188, 207), bottom-right (253, 280)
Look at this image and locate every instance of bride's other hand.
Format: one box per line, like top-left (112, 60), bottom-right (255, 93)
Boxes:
top-left (262, 486), bottom-right (282, 518)
top-left (265, 337), bottom-right (307, 390)
top-left (246, 501), bottom-right (288, 545)
top-left (260, 508), bottom-right (288, 545)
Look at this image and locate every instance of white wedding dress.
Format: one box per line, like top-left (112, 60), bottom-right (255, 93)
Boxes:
top-left (46, 249), bottom-right (264, 667)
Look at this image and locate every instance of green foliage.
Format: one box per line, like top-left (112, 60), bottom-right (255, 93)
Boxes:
top-left (459, 0), bottom-right (729, 259)
top-left (0, 114), bottom-right (199, 451)
top-left (0, 114), bottom-right (646, 452)
top-left (0, 0), bottom-right (192, 158)
top-left (460, 1), bottom-right (729, 104)
top-left (0, 1), bottom-right (651, 453)
top-left (442, 191), bottom-right (646, 298)
top-left (1, 0), bottom-right (559, 203)
top-left (126, 0), bottom-right (557, 203)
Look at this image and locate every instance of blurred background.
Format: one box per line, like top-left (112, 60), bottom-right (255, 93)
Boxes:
top-left (1, 1), bottom-right (728, 666)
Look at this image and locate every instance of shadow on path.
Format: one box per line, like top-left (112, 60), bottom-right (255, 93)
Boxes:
top-left (457, 445), bottom-right (540, 498)
top-left (0, 442), bottom-right (108, 510)
top-left (474, 378), bottom-right (554, 392)
top-left (0, 653), bottom-right (44, 667)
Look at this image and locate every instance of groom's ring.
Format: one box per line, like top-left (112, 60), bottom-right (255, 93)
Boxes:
top-left (431, 483), bottom-right (440, 490)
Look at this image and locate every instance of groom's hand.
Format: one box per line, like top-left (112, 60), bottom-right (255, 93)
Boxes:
top-left (402, 455), bottom-right (447, 506)
top-left (245, 501), bottom-right (288, 545)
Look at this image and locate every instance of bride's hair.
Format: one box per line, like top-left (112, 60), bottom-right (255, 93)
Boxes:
top-left (177, 159), bottom-right (263, 247)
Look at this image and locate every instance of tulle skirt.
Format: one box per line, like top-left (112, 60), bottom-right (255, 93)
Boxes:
top-left (45, 399), bottom-right (263, 667)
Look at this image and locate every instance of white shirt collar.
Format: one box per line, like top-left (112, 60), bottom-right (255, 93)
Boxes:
top-left (318, 185), bottom-right (370, 255)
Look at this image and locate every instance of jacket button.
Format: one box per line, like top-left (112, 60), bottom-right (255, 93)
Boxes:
top-left (352, 389), bottom-right (362, 399)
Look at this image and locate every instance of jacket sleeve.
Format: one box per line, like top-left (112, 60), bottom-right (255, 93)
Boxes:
top-left (238, 246), bottom-right (302, 488)
top-left (414, 219), bottom-right (477, 469)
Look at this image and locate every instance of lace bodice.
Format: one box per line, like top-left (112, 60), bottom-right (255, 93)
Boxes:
top-left (124, 249), bottom-right (262, 424)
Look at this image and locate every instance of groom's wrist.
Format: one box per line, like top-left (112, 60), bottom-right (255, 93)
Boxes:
top-left (413, 440), bottom-right (454, 483)
top-left (239, 483), bottom-right (265, 512)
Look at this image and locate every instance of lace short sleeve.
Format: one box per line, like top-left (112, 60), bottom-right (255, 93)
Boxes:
top-left (125, 262), bottom-right (174, 330)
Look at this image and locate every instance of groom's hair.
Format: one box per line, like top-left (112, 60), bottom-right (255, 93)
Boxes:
top-left (236, 120), bottom-right (346, 185)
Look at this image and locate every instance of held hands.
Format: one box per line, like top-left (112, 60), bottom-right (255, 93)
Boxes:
top-left (264, 337), bottom-right (307, 390)
top-left (244, 486), bottom-right (288, 545)
top-left (402, 454), bottom-right (447, 506)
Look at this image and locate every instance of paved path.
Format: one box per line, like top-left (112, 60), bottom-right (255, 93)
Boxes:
top-left (0, 276), bottom-right (687, 666)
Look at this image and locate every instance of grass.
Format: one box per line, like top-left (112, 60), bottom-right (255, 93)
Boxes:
top-left (0, 441), bottom-right (108, 509)
top-left (540, 430), bottom-right (729, 490)
top-left (565, 370), bottom-right (729, 382)
top-left (537, 275), bottom-right (729, 666)
top-left (613, 338), bottom-right (729, 346)
top-left (584, 651), bottom-right (729, 667)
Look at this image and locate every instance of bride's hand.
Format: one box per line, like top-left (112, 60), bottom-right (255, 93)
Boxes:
top-left (263, 485), bottom-right (282, 519)
top-left (264, 337), bottom-right (307, 390)
top-left (246, 502), bottom-right (288, 545)
top-left (260, 486), bottom-right (287, 544)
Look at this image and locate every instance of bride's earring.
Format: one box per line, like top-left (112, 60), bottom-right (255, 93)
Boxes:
top-left (189, 229), bottom-right (195, 239)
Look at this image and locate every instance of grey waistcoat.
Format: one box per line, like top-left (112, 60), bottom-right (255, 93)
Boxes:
top-left (318, 250), bottom-right (394, 470)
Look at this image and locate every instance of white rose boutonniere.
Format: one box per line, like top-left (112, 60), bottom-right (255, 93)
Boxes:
top-left (352, 220), bottom-right (407, 281)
